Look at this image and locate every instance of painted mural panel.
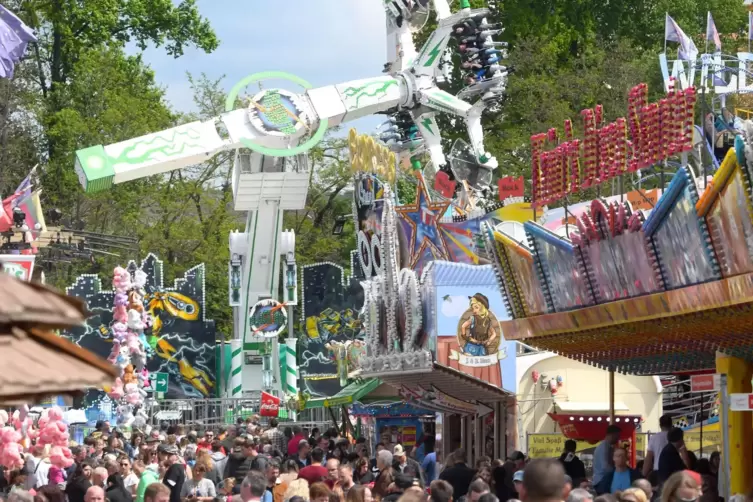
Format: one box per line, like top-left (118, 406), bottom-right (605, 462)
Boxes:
top-left (300, 261), bottom-right (365, 398)
top-left (435, 284), bottom-right (508, 387)
top-left (62, 254), bottom-right (217, 409)
top-left (706, 168), bottom-right (753, 276)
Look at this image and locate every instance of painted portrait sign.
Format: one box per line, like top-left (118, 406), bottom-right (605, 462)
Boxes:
top-left (453, 293), bottom-right (506, 367)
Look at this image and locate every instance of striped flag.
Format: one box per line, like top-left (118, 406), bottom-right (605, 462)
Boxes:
top-left (0, 4), bottom-right (37, 78)
top-left (665, 14), bottom-right (698, 61)
top-left (15, 189), bottom-right (46, 235)
top-left (14, 164), bottom-right (36, 195)
top-left (706, 12), bottom-right (721, 52)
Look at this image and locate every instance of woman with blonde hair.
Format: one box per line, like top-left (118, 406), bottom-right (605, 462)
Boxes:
top-left (284, 479), bottom-right (310, 502)
top-left (660, 471), bottom-right (701, 502)
top-left (618, 488), bottom-right (647, 502)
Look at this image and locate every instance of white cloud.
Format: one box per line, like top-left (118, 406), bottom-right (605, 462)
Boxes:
top-left (440, 296), bottom-right (471, 318)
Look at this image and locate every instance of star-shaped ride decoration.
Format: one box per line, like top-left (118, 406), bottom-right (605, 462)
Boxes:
top-left (396, 175), bottom-right (450, 269)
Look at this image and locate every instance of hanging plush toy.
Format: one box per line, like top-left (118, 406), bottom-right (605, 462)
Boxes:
top-left (557, 375), bottom-right (564, 387)
top-left (549, 379), bottom-right (558, 394)
top-left (532, 370), bottom-right (540, 383)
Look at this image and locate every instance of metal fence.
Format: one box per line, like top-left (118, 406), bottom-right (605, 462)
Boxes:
top-left (148, 398), bottom-right (336, 431)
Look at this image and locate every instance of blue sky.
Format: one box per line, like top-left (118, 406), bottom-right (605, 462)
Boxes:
top-left (134, 0), bottom-right (389, 132)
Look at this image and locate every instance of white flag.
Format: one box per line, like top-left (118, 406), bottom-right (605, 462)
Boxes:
top-left (749, 11), bottom-right (753, 41)
top-left (706, 12), bottom-right (721, 52)
top-left (665, 14), bottom-right (698, 61)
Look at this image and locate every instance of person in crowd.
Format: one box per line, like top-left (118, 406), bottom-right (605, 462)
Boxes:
top-left (567, 488), bottom-right (593, 502)
top-left (283, 479), bottom-right (310, 502)
top-left (274, 460), bottom-right (300, 502)
top-left (353, 458), bottom-right (373, 485)
top-left (392, 446), bottom-right (424, 487)
top-left (180, 462), bottom-right (217, 501)
top-left (345, 485), bottom-right (372, 502)
top-left (467, 479), bottom-right (490, 502)
top-left (104, 459), bottom-right (133, 502)
top-left (92, 467), bottom-right (109, 488)
top-left (381, 473), bottom-right (414, 502)
top-left (643, 415), bottom-right (672, 478)
top-left (631, 479), bottom-right (653, 502)
top-left (370, 445), bottom-right (385, 478)
top-left (85, 486), bottom-right (106, 502)
top-left (512, 471), bottom-right (523, 499)
top-left (617, 488), bottom-right (647, 502)
top-left (310, 483), bottom-right (332, 502)
top-left (657, 428), bottom-right (689, 485)
top-left (210, 441), bottom-right (229, 483)
top-left (299, 449), bottom-right (328, 486)
top-left (519, 459), bottom-right (565, 502)
top-left (421, 440), bottom-right (438, 484)
top-left (263, 419), bottom-right (287, 455)
top-left (472, 468), bottom-right (491, 489)
top-left (225, 439), bottom-right (256, 485)
top-left (595, 448), bottom-right (642, 495)
top-left (372, 450), bottom-right (394, 500)
top-left (559, 440), bottom-right (586, 487)
top-left (134, 460), bottom-right (159, 502)
top-left (592, 426), bottom-right (621, 487)
top-left (659, 471), bottom-right (700, 502)
top-left (65, 461), bottom-right (94, 502)
top-left (241, 471), bottom-right (268, 502)
top-left (129, 433), bottom-right (144, 461)
top-left (439, 449), bottom-right (475, 501)
top-left (120, 457), bottom-right (139, 496)
top-left (296, 442), bottom-right (312, 470)
top-left (144, 483), bottom-right (171, 502)
top-left (338, 464), bottom-right (355, 497)
top-left (68, 447), bottom-right (88, 479)
top-left (429, 480), bottom-right (453, 502)
top-left (317, 438), bottom-right (330, 463)
top-left (287, 428), bottom-right (307, 458)
top-left (160, 444), bottom-right (185, 502)
top-left (26, 444), bottom-right (50, 490)
top-left (325, 459), bottom-right (340, 489)
top-left (262, 459), bottom-right (280, 502)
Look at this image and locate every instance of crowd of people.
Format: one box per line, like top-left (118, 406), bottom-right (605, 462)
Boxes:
top-left (0, 413), bottom-right (719, 502)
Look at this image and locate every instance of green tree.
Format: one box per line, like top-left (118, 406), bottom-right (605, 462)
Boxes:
top-left (284, 135), bottom-right (356, 269)
top-left (9, 0), bottom-right (219, 211)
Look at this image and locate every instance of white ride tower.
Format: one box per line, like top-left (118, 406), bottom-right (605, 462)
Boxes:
top-left (73, 0), bottom-right (506, 399)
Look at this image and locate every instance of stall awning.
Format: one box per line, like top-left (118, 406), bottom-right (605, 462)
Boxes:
top-left (0, 327), bottom-right (117, 404)
top-left (305, 378), bottom-right (383, 409)
top-left (548, 413), bottom-right (642, 444)
top-left (556, 401), bottom-right (629, 413)
top-left (379, 362), bottom-right (511, 405)
top-left (500, 271), bottom-right (753, 374)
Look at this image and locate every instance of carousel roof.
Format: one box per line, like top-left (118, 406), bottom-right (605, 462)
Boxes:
top-left (0, 275), bottom-right (116, 404)
top-left (489, 150), bottom-right (753, 375)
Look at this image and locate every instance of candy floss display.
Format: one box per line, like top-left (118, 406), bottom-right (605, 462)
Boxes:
top-left (106, 266), bottom-right (152, 427)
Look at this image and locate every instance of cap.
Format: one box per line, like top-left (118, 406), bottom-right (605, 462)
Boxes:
top-left (158, 444), bottom-right (179, 455)
top-left (513, 470), bottom-right (524, 483)
top-left (508, 451), bottom-right (525, 462)
top-left (145, 436), bottom-right (160, 444)
top-left (393, 444), bottom-right (405, 456)
top-left (469, 293), bottom-right (490, 310)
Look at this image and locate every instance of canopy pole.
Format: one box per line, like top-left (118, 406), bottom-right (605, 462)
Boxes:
top-left (609, 371), bottom-right (615, 423)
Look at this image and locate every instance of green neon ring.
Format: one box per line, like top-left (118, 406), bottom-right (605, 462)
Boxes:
top-left (225, 71), bottom-right (328, 157)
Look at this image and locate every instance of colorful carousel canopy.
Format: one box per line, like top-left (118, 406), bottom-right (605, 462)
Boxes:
top-left (487, 149), bottom-right (753, 375)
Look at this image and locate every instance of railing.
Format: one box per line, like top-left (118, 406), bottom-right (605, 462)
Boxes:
top-left (735, 108), bottom-right (753, 120)
top-left (148, 398), bottom-right (336, 430)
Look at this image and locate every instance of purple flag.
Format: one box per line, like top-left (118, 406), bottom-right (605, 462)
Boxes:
top-left (0, 4), bottom-right (37, 78)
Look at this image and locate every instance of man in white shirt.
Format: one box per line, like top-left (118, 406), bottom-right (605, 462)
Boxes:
top-left (643, 414), bottom-right (672, 477)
